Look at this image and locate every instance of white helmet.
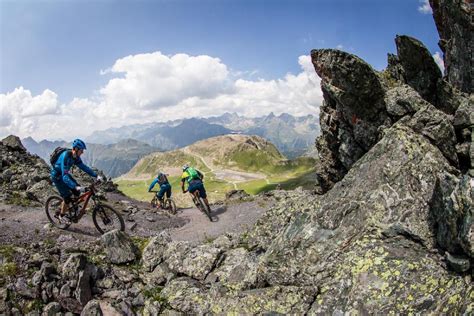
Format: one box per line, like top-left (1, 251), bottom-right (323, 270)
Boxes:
top-left (182, 164), bottom-right (189, 171)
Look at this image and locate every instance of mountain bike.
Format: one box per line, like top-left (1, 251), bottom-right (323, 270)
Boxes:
top-left (185, 189), bottom-right (212, 221)
top-left (150, 191), bottom-right (177, 215)
top-left (45, 181), bottom-right (125, 234)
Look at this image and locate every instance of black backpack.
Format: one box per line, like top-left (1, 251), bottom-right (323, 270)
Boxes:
top-left (49, 147), bottom-right (70, 166)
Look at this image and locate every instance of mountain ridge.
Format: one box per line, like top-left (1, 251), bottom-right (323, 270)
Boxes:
top-left (86, 112), bottom-right (319, 158)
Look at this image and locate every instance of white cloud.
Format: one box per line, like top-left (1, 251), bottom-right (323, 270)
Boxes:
top-left (0, 87), bottom-right (60, 138)
top-left (418, 0), bottom-right (432, 14)
top-left (0, 52), bottom-right (323, 141)
top-left (433, 51), bottom-right (445, 74)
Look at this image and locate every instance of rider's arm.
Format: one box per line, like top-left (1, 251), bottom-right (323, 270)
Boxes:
top-left (197, 169), bottom-right (204, 180)
top-left (149, 179), bottom-right (158, 192)
top-left (76, 158), bottom-right (98, 178)
top-left (60, 152), bottom-right (78, 189)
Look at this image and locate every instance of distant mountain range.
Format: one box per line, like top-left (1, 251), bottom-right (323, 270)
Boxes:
top-left (86, 112), bottom-right (319, 158)
top-left (22, 137), bottom-right (158, 178)
top-left (22, 112), bottom-right (319, 178)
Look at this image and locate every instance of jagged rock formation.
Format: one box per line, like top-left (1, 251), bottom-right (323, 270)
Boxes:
top-left (313, 34), bottom-right (472, 193)
top-left (1, 2), bottom-right (473, 315)
top-left (430, 0), bottom-right (473, 93)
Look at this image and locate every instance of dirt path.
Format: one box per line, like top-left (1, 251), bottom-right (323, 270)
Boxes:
top-left (0, 192), bottom-right (272, 248)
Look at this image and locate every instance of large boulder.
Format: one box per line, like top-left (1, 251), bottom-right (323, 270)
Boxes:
top-left (101, 230), bottom-right (138, 264)
top-left (205, 247), bottom-right (260, 291)
top-left (141, 231), bottom-right (172, 272)
top-left (164, 242), bottom-right (222, 280)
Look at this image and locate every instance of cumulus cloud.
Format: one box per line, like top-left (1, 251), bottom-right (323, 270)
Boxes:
top-left (99, 52), bottom-right (230, 110)
top-left (433, 51), bottom-right (445, 74)
top-left (418, 0), bottom-right (432, 14)
top-left (0, 52), bottom-right (323, 140)
top-left (0, 87), bottom-right (60, 138)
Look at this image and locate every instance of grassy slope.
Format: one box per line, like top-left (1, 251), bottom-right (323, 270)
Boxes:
top-left (115, 136), bottom-right (316, 206)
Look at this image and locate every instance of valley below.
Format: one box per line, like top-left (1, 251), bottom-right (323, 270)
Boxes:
top-left (115, 134), bottom-right (317, 207)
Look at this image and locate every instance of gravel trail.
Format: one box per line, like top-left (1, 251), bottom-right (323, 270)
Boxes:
top-left (0, 191), bottom-right (272, 247)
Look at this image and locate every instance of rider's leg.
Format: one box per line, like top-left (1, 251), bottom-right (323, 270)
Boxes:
top-left (197, 183), bottom-right (210, 208)
top-left (158, 186), bottom-right (167, 208)
top-left (54, 180), bottom-right (71, 216)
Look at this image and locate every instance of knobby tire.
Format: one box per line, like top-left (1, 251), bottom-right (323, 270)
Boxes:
top-left (165, 199), bottom-right (177, 215)
top-left (92, 204), bottom-right (125, 234)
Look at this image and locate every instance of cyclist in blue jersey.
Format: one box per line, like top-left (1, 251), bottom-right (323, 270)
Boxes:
top-left (148, 171), bottom-right (172, 208)
top-left (50, 139), bottom-right (102, 224)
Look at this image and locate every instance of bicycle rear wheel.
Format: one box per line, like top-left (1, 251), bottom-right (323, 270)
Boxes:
top-left (92, 204), bottom-right (125, 234)
top-left (165, 198), bottom-right (177, 215)
top-left (45, 195), bottom-right (71, 230)
top-left (198, 197), bottom-right (212, 222)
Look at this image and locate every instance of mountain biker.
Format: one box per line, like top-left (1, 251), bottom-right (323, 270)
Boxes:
top-left (181, 164), bottom-right (210, 208)
top-left (50, 139), bottom-right (102, 224)
top-left (148, 171), bottom-right (172, 208)
top-left (181, 164), bottom-right (210, 209)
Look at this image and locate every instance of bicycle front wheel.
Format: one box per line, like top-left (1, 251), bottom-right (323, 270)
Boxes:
top-left (165, 199), bottom-right (177, 215)
top-left (151, 196), bottom-right (159, 208)
top-left (92, 204), bottom-right (125, 234)
top-left (45, 195), bottom-right (71, 230)
top-left (199, 197), bottom-right (212, 222)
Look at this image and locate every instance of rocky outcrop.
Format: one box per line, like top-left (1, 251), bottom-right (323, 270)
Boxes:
top-left (430, 0), bottom-right (473, 93)
top-left (0, 135), bottom-right (54, 205)
top-left (312, 26), bottom-right (472, 194)
top-left (311, 49), bottom-right (389, 193)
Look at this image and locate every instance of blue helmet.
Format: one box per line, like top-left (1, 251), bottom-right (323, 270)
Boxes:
top-left (72, 139), bottom-right (87, 150)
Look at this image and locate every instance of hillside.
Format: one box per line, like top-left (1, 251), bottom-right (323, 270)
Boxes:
top-left (117, 134), bottom-right (316, 205)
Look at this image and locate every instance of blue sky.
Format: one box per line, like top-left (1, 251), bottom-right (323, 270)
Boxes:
top-left (0, 0), bottom-right (441, 140)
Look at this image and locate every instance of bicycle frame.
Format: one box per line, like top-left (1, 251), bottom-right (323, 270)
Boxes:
top-left (150, 190), bottom-right (170, 206)
top-left (70, 185), bottom-right (96, 221)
